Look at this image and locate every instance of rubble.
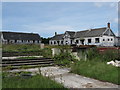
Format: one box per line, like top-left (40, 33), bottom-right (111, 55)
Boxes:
top-left (107, 60), bottom-right (120, 67)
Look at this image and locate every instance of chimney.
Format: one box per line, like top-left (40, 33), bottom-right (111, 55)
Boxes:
top-left (107, 22), bottom-right (110, 28)
top-left (55, 32), bottom-right (57, 36)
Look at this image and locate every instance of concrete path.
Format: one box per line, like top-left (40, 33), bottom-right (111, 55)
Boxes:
top-left (7, 66), bottom-right (118, 88)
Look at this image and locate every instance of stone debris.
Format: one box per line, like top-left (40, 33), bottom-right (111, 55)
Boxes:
top-left (107, 60), bottom-right (120, 67)
top-left (82, 83), bottom-right (93, 88)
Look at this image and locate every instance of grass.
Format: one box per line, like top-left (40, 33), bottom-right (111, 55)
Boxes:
top-left (2, 44), bottom-right (52, 58)
top-left (54, 51), bottom-right (77, 67)
top-left (2, 74), bottom-right (66, 88)
top-left (2, 44), bottom-right (41, 52)
top-left (71, 60), bottom-right (119, 84)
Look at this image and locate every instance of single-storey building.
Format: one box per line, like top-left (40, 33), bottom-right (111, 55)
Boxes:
top-left (49, 23), bottom-right (118, 46)
top-left (1, 31), bottom-right (41, 44)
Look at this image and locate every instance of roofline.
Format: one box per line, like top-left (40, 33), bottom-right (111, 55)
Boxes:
top-left (76, 27), bottom-right (107, 33)
top-left (1, 31), bottom-right (40, 35)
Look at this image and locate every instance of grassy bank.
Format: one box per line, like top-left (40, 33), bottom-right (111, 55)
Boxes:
top-left (2, 74), bottom-right (66, 88)
top-left (71, 60), bottom-right (119, 84)
top-left (2, 44), bottom-right (52, 58)
top-left (2, 44), bottom-right (40, 52)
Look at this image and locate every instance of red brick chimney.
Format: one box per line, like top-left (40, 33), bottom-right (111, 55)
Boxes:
top-left (107, 22), bottom-right (110, 28)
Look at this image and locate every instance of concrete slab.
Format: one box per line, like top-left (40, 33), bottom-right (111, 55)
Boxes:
top-left (7, 66), bottom-right (119, 88)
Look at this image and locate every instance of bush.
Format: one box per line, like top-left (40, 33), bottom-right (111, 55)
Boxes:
top-left (40, 48), bottom-right (52, 58)
top-left (54, 50), bottom-right (76, 66)
top-left (101, 50), bottom-right (119, 61)
top-left (86, 48), bottom-right (119, 62)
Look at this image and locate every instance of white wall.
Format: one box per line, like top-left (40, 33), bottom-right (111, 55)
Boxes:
top-left (75, 36), bottom-right (115, 46)
top-left (49, 36), bottom-right (115, 46)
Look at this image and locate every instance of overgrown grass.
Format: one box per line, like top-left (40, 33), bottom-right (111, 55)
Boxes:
top-left (71, 48), bottom-right (119, 84)
top-left (45, 45), bottom-right (72, 49)
top-left (2, 44), bottom-right (52, 58)
top-left (71, 60), bottom-right (119, 84)
top-left (54, 50), bottom-right (77, 67)
top-left (87, 47), bottom-right (119, 61)
top-left (2, 44), bottom-right (41, 52)
top-left (2, 73), bottom-right (66, 88)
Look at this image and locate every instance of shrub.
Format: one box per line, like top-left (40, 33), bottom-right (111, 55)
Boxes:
top-left (101, 50), bottom-right (119, 61)
top-left (54, 50), bottom-right (76, 66)
top-left (86, 48), bottom-right (119, 62)
top-left (41, 48), bottom-right (52, 58)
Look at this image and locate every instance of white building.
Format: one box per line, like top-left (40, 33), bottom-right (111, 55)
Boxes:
top-left (1, 31), bottom-right (41, 44)
top-left (49, 23), bottom-right (117, 46)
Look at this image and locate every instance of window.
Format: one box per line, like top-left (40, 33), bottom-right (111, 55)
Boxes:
top-left (37, 40), bottom-right (39, 43)
top-left (33, 40), bottom-right (35, 43)
top-left (61, 41), bottom-right (63, 44)
top-left (15, 40), bottom-right (17, 43)
top-left (76, 40), bottom-right (79, 43)
top-left (103, 39), bottom-right (105, 41)
top-left (54, 41), bottom-right (56, 44)
top-left (57, 41), bottom-right (60, 45)
top-left (108, 39), bottom-right (109, 41)
top-left (95, 38), bottom-right (100, 43)
top-left (71, 40), bottom-right (72, 44)
top-left (111, 39), bottom-right (113, 41)
top-left (88, 39), bottom-right (91, 43)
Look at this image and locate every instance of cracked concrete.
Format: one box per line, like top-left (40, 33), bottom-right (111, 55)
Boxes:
top-left (8, 66), bottom-right (119, 88)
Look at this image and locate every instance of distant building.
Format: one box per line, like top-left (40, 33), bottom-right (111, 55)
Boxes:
top-left (49, 23), bottom-right (118, 46)
top-left (1, 31), bottom-right (41, 44)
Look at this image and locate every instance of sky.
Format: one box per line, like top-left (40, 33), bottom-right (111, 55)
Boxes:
top-left (2, 2), bottom-right (119, 38)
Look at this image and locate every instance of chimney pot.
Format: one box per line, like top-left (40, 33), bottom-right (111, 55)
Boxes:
top-left (107, 22), bottom-right (110, 28)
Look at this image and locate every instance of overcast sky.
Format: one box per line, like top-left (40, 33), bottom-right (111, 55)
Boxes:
top-left (2, 2), bottom-right (118, 38)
